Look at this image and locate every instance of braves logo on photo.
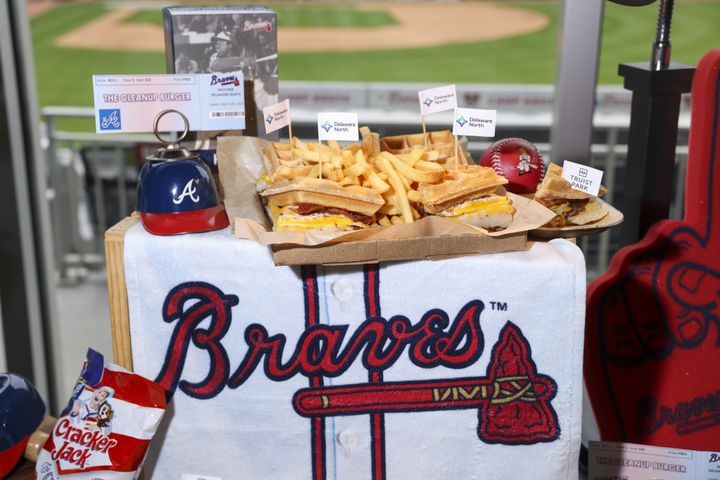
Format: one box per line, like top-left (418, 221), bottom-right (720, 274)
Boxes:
top-left (153, 267), bottom-right (560, 480)
top-left (173, 179), bottom-right (201, 205)
top-left (210, 74), bottom-right (240, 87)
top-left (244, 20), bottom-right (273, 32)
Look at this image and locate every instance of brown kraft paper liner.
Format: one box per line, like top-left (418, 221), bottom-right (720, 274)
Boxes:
top-left (217, 136), bottom-right (556, 247)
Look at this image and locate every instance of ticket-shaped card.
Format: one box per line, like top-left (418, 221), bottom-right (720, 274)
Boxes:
top-left (93, 73), bottom-right (245, 134)
top-left (589, 441), bottom-right (720, 480)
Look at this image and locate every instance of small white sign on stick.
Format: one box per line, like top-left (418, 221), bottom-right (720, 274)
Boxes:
top-left (263, 99), bottom-right (291, 135)
top-left (418, 85), bottom-right (457, 115)
top-left (317, 112), bottom-right (359, 141)
top-left (562, 160), bottom-right (604, 196)
top-left (452, 108), bottom-right (496, 137)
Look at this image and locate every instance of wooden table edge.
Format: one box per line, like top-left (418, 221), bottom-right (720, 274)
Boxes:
top-left (105, 215), bottom-right (138, 371)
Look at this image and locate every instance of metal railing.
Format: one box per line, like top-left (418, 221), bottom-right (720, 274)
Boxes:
top-left (41, 105), bottom-right (691, 282)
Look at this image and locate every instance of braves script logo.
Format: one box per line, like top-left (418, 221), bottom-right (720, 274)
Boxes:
top-left (173, 179), bottom-right (200, 205)
top-left (244, 20), bottom-right (273, 32)
top-left (210, 74), bottom-right (240, 87)
top-left (153, 281), bottom-right (559, 443)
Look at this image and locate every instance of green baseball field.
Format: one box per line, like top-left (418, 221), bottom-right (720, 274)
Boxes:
top-left (31, 0), bottom-right (719, 112)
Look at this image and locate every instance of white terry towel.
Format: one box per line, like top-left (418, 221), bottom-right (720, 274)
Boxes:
top-left (124, 223), bottom-right (585, 480)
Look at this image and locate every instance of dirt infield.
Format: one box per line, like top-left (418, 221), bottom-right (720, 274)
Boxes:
top-left (55, 3), bottom-right (549, 53)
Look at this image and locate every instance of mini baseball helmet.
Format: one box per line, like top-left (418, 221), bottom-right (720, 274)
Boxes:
top-left (136, 110), bottom-right (229, 236)
top-left (0, 373), bottom-right (46, 478)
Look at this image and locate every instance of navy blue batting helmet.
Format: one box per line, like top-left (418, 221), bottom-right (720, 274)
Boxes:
top-left (137, 158), bottom-right (229, 235)
top-left (136, 109), bottom-right (229, 235)
top-left (0, 374), bottom-right (46, 478)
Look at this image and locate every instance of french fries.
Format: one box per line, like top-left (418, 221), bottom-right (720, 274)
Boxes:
top-left (382, 152), bottom-right (444, 184)
top-left (264, 130), bottom-right (449, 227)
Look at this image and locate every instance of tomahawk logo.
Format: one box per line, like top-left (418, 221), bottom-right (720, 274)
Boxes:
top-left (172, 179), bottom-right (200, 205)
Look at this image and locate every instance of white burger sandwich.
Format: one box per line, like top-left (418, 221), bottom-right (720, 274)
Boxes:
top-left (260, 177), bottom-right (385, 232)
top-left (533, 163), bottom-right (608, 227)
top-left (418, 165), bottom-right (516, 231)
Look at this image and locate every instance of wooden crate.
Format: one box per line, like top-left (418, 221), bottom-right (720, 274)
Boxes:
top-left (104, 216), bottom-right (138, 371)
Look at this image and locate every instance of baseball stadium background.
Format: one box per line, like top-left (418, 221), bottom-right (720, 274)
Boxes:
top-left (31, 1), bottom-right (718, 113)
top-left (16, 0), bottom-right (720, 418)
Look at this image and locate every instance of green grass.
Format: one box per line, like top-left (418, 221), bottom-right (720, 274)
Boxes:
top-left (30, 0), bottom-right (720, 125)
top-left (598, 1), bottom-right (720, 84)
top-left (31, 4), bottom-right (165, 108)
top-left (279, 4), bottom-right (559, 83)
top-left (124, 4), bottom-right (397, 28)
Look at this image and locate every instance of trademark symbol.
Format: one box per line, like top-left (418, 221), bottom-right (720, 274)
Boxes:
top-left (490, 301), bottom-right (508, 311)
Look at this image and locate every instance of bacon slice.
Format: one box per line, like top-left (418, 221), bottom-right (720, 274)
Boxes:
top-left (296, 203), bottom-right (374, 225)
top-left (536, 197), bottom-right (589, 227)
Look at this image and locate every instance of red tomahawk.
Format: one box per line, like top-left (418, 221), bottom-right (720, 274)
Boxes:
top-left (293, 322), bottom-right (560, 444)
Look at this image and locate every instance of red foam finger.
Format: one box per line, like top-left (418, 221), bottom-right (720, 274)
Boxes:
top-left (585, 49), bottom-right (720, 452)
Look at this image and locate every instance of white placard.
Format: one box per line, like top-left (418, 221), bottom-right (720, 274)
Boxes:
top-left (562, 160), bottom-right (604, 196)
top-left (589, 441), bottom-right (720, 480)
top-left (263, 99), bottom-right (291, 135)
top-left (418, 85), bottom-right (457, 115)
top-left (317, 112), bottom-right (359, 141)
top-left (452, 108), bottom-right (496, 137)
top-left (93, 73), bottom-right (245, 133)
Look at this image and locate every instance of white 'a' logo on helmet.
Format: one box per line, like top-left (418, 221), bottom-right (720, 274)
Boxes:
top-left (173, 179), bottom-right (201, 205)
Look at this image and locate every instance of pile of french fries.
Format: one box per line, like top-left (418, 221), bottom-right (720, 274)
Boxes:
top-left (267, 127), bottom-right (446, 226)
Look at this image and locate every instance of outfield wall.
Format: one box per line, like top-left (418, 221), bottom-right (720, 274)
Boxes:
top-left (279, 81), bottom-right (693, 116)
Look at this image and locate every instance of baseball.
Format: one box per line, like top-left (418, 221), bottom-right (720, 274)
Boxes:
top-left (478, 138), bottom-right (545, 194)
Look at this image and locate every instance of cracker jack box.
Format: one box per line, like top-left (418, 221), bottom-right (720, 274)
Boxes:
top-left (122, 219), bottom-right (586, 479)
top-left (163, 5), bottom-right (278, 137)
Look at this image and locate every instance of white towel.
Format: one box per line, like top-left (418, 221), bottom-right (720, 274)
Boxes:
top-left (124, 223), bottom-right (585, 480)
